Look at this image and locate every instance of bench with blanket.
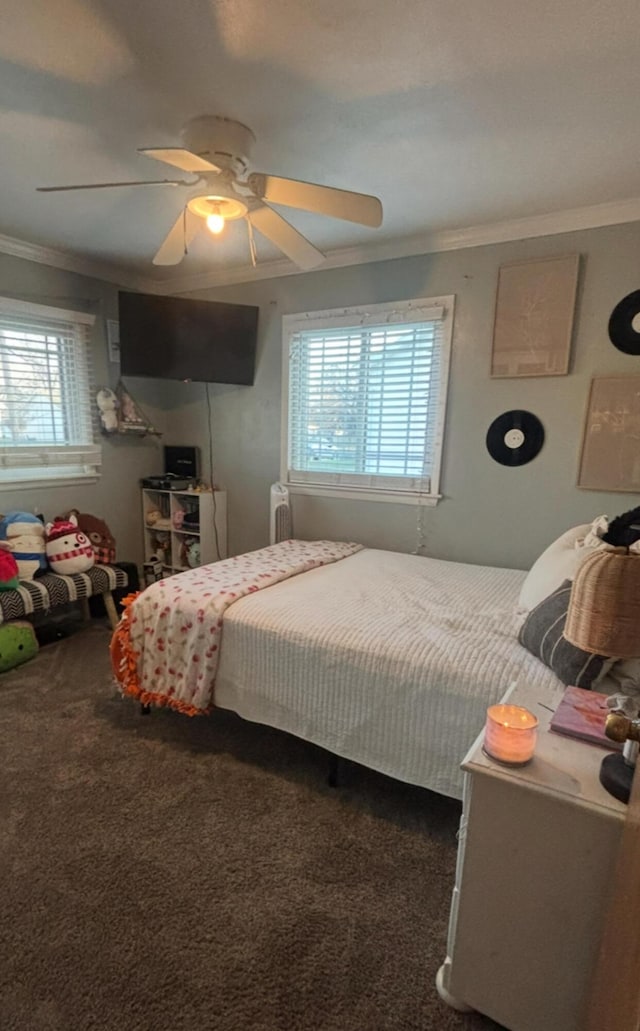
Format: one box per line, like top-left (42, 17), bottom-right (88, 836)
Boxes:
top-left (0, 564), bottom-right (128, 631)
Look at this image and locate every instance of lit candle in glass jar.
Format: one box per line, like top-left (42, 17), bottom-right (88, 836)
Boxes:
top-left (484, 704), bottom-right (538, 766)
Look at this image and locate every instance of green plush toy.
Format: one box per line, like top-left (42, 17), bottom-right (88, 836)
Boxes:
top-left (0, 621), bottom-right (39, 673)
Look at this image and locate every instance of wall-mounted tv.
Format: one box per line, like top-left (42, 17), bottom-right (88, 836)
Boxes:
top-left (118, 290), bottom-right (259, 385)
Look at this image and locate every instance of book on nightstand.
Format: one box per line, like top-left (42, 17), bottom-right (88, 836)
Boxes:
top-left (549, 685), bottom-right (623, 750)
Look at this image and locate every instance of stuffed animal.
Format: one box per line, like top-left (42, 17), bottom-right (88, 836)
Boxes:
top-left (45, 514), bottom-right (95, 575)
top-left (145, 509), bottom-right (163, 527)
top-left (0, 621), bottom-right (38, 673)
top-left (0, 512), bottom-right (47, 580)
top-left (150, 531), bottom-right (170, 565)
top-left (172, 507), bottom-right (185, 530)
top-left (185, 538), bottom-right (200, 568)
top-left (0, 546), bottom-right (19, 591)
top-left (96, 388), bottom-right (119, 434)
top-left (59, 510), bottom-right (116, 565)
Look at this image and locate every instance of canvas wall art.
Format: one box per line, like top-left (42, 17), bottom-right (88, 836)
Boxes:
top-left (578, 376), bottom-right (640, 493)
top-left (491, 254), bottom-right (579, 378)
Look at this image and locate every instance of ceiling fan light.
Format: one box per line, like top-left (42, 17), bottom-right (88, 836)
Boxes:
top-left (187, 192), bottom-right (248, 223)
top-left (206, 211), bottom-right (225, 235)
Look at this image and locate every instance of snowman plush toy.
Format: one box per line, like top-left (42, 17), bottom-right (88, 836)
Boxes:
top-left (45, 514), bottom-right (95, 575)
top-left (0, 512), bottom-right (47, 579)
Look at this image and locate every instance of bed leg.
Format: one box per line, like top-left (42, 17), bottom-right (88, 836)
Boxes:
top-left (328, 754), bottom-right (340, 788)
top-left (140, 703), bottom-right (151, 716)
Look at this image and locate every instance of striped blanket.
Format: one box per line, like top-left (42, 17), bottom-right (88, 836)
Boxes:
top-left (0, 565), bottom-right (127, 624)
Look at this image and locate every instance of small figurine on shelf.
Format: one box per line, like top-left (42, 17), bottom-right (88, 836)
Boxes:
top-left (172, 507), bottom-right (185, 530)
top-left (96, 388), bottom-right (119, 434)
top-left (185, 538), bottom-right (200, 568)
top-left (115, 381), bottom-right (158, 436)
top-left (146, 508), bottom-right (168, 528)
top-left (151, 531), bottom-right (170, 565)
top-left (179, 536), bottom-right (199, 568)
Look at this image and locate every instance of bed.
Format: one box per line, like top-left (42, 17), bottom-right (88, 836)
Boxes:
top-left (112, 542), bottom-right (562, 800)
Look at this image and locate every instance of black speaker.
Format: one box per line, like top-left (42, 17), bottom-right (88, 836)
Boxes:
top-left (163, 445), bottom-right (199, 479)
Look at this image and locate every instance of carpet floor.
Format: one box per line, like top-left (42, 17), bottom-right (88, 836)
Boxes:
top-left (0, 623), bottom-right (504, 1031)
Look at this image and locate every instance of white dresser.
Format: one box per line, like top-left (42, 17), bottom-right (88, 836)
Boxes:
top-left (437, 681), bottom-right (626, 1031)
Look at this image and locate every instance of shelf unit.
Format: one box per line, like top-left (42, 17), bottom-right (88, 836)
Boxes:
top-left (142, 488), bottom-right (227, 578)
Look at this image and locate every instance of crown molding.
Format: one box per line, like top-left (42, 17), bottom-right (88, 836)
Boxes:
top-left (3, 194), bottom-right (640, 296)
top-left (0, 231), bottom-right (154, 291)
top-left (163, 195), bottom-right (640, 294)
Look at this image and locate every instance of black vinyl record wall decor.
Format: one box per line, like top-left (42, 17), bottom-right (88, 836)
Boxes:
top-left (486, 410), bottom-right (545, 466)
top-left (608, 290), bottom-right (640, 355)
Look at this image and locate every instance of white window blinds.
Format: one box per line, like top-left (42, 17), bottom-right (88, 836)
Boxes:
top-left (0, 299), bottom-right (100, 486)
top-left (285, 298), bottom-right (453, 498)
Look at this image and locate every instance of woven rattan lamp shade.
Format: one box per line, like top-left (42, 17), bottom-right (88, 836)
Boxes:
top-left (565, 548), bottom-right (640, 658)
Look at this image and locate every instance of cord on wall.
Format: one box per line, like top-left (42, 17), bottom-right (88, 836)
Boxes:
top-left (205, 382), bottom-right (222, 560)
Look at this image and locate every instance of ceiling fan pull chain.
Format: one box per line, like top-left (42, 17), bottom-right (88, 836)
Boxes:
top-left (183, 206), bottom-right (188, 255)
top-left (247, 217), bottom-right (257, 268)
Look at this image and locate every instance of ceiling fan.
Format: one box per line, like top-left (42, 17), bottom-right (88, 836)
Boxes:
top-left (37, 115), bottom-right (383, 271)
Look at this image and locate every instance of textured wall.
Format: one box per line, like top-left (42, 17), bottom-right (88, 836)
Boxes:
top-left (173, 220), bottom-right (640, 570)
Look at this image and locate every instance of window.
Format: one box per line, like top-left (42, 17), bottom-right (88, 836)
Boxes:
top-left (282, 296), bottom-right (454, 504)
top-left (0, 298), bottom-right (100, 488)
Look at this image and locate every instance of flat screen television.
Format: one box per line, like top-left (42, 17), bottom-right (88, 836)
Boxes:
top-left (118, 290), bottom-right (259, 385)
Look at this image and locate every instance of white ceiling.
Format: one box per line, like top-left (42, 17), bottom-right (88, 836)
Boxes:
top-left (3, 0), bottom-right (640, 288)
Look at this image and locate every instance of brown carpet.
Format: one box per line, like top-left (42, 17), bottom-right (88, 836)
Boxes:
top-left (0, 623), bottom-right (503, 1031)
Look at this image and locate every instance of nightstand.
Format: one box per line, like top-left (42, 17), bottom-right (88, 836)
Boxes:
top-left (437, 680), bottom-right (626, 1031)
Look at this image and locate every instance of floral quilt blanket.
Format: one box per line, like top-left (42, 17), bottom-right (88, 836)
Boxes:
top-left (111, 539), bottom-right (362, 715)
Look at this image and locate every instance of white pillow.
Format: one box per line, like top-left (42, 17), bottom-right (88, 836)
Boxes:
top-left (518, 523), bottom-right (594, 613)
top-left (599, 658), bottom-right (640, 699)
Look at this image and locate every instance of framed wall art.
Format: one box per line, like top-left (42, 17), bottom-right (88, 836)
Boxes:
top-left (578, 375), bottom-right (640, 493)
top-left (490, 254), bottom-right (580, 378)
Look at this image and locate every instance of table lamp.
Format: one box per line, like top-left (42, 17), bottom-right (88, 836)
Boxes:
top-left (565, 532), bottom-right (640, 804)
top-left (603, 713), bottom-right (640, 802)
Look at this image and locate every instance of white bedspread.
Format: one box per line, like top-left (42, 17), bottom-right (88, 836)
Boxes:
top-left (214, 548), bottom-right (561, 799)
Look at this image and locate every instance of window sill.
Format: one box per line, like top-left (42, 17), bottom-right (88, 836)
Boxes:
top-left (0, 474), bottom-right (99, 491)
top-left (286, 483), bottom-right (442, 506)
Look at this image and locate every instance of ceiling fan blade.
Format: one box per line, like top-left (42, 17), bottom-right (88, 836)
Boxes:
top-left (37, 179), bottom-right (189, 192)
top-left (139, 147), bottom-right (221, 174)
top-left (248, 206), bottom-right (325, 270)
top-left (153, 209), bottom-right (202, 266)
top-left (248, 173), bottom-right (383, 228)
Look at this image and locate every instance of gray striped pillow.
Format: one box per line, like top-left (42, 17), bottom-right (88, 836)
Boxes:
top-left (518, 580), bottom-right (609, 689)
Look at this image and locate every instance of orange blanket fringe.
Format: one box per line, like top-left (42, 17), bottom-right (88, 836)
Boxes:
top-left (109, 592), bottom-right (209, 717)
